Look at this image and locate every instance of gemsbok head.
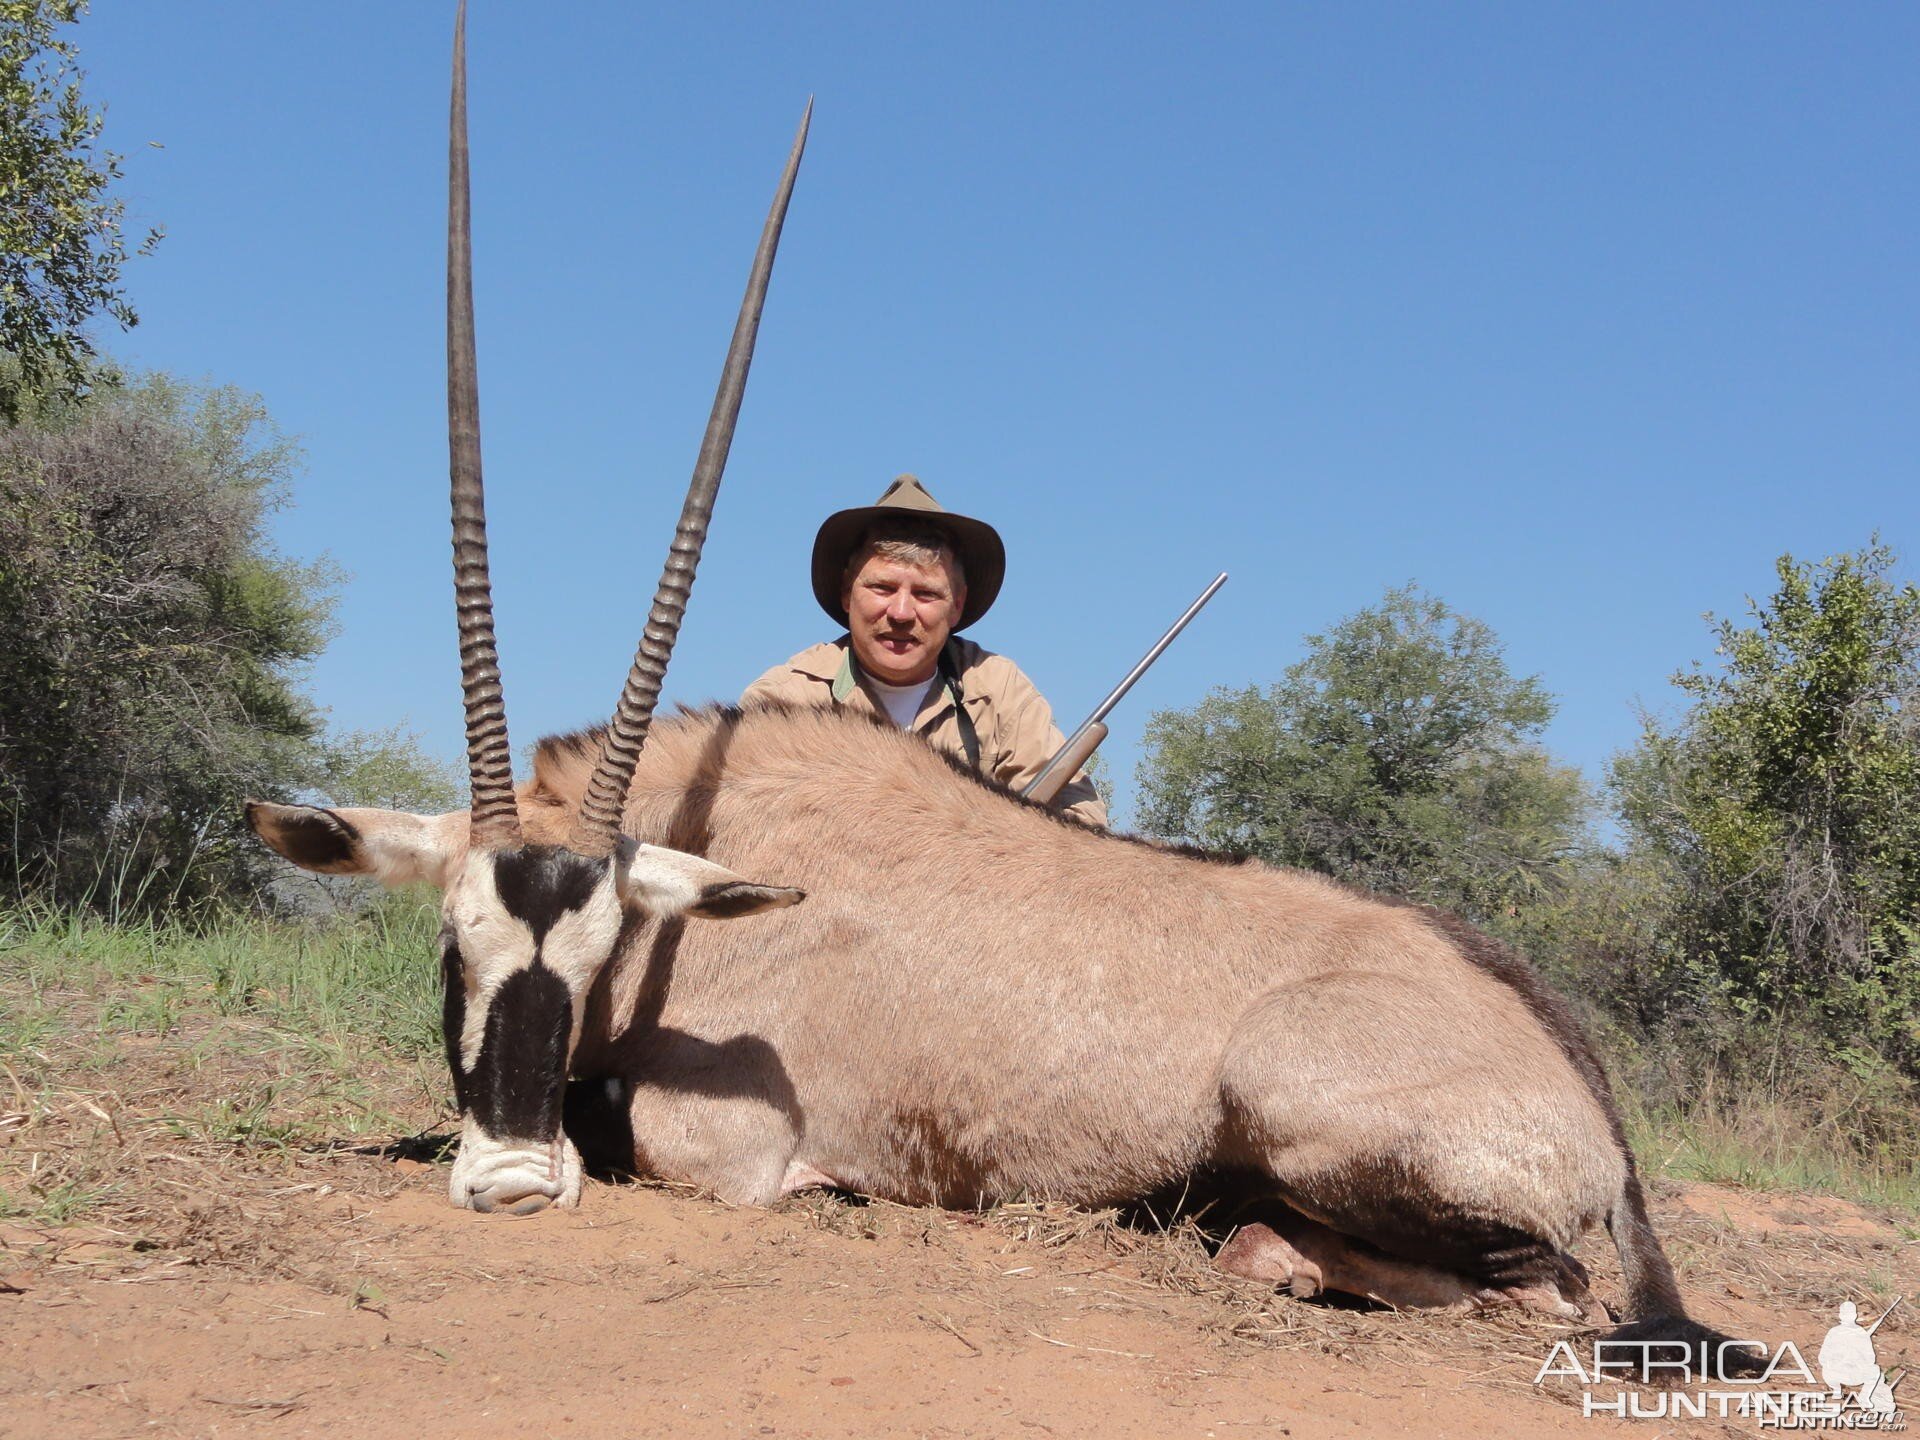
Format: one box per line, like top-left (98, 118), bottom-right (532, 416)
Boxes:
top-left (247, 3), bottom-right (809, 1213)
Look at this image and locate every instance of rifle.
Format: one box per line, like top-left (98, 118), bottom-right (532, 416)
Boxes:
top-left (1023, 572), bottom-right (1228, 807)
top-left (1866, 1296), bottom-right (1903, 1337)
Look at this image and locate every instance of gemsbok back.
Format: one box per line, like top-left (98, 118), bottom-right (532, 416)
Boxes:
top-left (247, 5), bottom-right (1762, 1379)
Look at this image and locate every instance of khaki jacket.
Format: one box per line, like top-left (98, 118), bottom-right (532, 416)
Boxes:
top-left (741, 636), bottom-right (1109, 829)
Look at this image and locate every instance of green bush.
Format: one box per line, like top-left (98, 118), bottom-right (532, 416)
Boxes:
top-left (0, 373), bottom-right (455, 910)
top-left (1135, 584), bottom-right (1590, 922)
top-left (1612, 543), bottom-right (1920, 1078)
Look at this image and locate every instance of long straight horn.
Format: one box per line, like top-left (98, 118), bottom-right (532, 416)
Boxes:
top-left (572, 100), bottom-right (813, 856)
top-left (448, 0), bottom-right (521, 850)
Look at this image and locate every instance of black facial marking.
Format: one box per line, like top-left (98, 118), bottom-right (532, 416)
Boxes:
top-left (490, 844), bottom-right (609, 941)
top-left (439, 849), bottom-right (611, 1141)
top-left (440, 936), bottom-right (472, 1114)
top-left (467, 961), bottom-right (573, 1141)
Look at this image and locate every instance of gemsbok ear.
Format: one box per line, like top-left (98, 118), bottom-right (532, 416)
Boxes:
top-left (614, 837), bottom-right (805, 922)
top-left (244, 800), bottom-right (468, 891)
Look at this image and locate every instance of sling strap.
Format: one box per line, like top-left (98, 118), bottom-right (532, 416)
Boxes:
top-left (938, 641), bottom-right (983, 773)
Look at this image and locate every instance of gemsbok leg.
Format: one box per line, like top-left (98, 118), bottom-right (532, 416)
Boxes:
top-left (1214, 972), bottom-right (1614, 1316)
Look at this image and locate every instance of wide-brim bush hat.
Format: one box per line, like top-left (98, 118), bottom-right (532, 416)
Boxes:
top-left (811, 474), bottom-right (1005, 632)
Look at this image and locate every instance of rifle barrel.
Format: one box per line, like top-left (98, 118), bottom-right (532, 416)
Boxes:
top-left (1865, 1295), bottom-right (1903, 1336)
top-left (1087, 572), bottom-right (1228, 726)
top-left (1020, 571), bottom-right (1227, 802)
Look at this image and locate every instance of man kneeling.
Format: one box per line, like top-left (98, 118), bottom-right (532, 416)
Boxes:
top-left (743, 475), bottom-right (1106, 828)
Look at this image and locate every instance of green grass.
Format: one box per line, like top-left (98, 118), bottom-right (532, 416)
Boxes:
top-left (0, 890), bottom-right (444, 1058)
top-left (0, 1177), bottom-right (122, 1224)
top-left (0, 892), bottom-right (452, 1228)
top-left (1622, 1084), bottom-right (1920, 1213)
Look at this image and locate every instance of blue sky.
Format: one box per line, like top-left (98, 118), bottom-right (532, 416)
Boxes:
top-left (75, 4), bottom-right (1917, 825)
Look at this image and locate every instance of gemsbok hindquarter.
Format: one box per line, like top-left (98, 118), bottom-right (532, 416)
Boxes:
top-left (247, 4), bottom-right (1761, 1377)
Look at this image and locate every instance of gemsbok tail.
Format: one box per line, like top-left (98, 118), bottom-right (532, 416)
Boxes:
top-left (1602, 1160), bottom-right (1767, 1381)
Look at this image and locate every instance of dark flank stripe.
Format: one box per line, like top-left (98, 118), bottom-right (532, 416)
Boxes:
top-left (562, 1078), bottom-right (637, 1177)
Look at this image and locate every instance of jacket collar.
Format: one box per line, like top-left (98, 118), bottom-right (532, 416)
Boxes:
top-left (830, 644), bottom-right (859, 702)
top-left (817, 638), bottom-right (976, 721)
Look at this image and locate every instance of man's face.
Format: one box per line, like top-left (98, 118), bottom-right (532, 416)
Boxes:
top-left (842, 550), bottom-right (967, 687)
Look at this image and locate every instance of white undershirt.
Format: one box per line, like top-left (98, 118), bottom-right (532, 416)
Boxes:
top-left (866, 674), bottom-right (936, 728)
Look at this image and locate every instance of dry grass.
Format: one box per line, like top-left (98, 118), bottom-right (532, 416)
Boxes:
top-left (764, 1169), bottom-right (1917, 1410)
top-left (0, 977), bottom-right (446, 1286)
top-left (774, 1189), bottom-right (1617, 1400)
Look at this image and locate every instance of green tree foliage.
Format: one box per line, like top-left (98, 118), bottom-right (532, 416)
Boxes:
top-left (0, 374), bottom-right (455, 907)
top-left (1, 0), bottom-right (160, 421)
top-left (1136, 585), bottom-right (1589, 919)
top-left (1612, 543), bottom-right (1920, 1076)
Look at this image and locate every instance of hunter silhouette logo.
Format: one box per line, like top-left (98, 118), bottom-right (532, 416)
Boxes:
top-left (1819, 1299), bottom-right (1903, 1419)
top-left (1534, 1295), bottom-right (1906, 1427)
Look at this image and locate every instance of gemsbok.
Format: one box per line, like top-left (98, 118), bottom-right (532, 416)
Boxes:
top-left (248, 4), bottom-right (1761, 1377)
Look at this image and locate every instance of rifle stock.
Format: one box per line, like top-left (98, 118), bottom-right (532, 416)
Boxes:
top-left (1026, 721), bottom-right (1107, 807)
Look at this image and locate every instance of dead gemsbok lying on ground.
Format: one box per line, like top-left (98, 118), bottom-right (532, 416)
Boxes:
top-left (248, 5), bottom-right (1759, 1377)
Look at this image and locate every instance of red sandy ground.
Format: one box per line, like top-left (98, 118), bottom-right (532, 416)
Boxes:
top-left (3, 1161), bottom-right (1913, 1440)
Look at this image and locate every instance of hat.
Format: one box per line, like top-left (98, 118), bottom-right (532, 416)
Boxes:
top-left (810, 475), bottom-right (1006, 631)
